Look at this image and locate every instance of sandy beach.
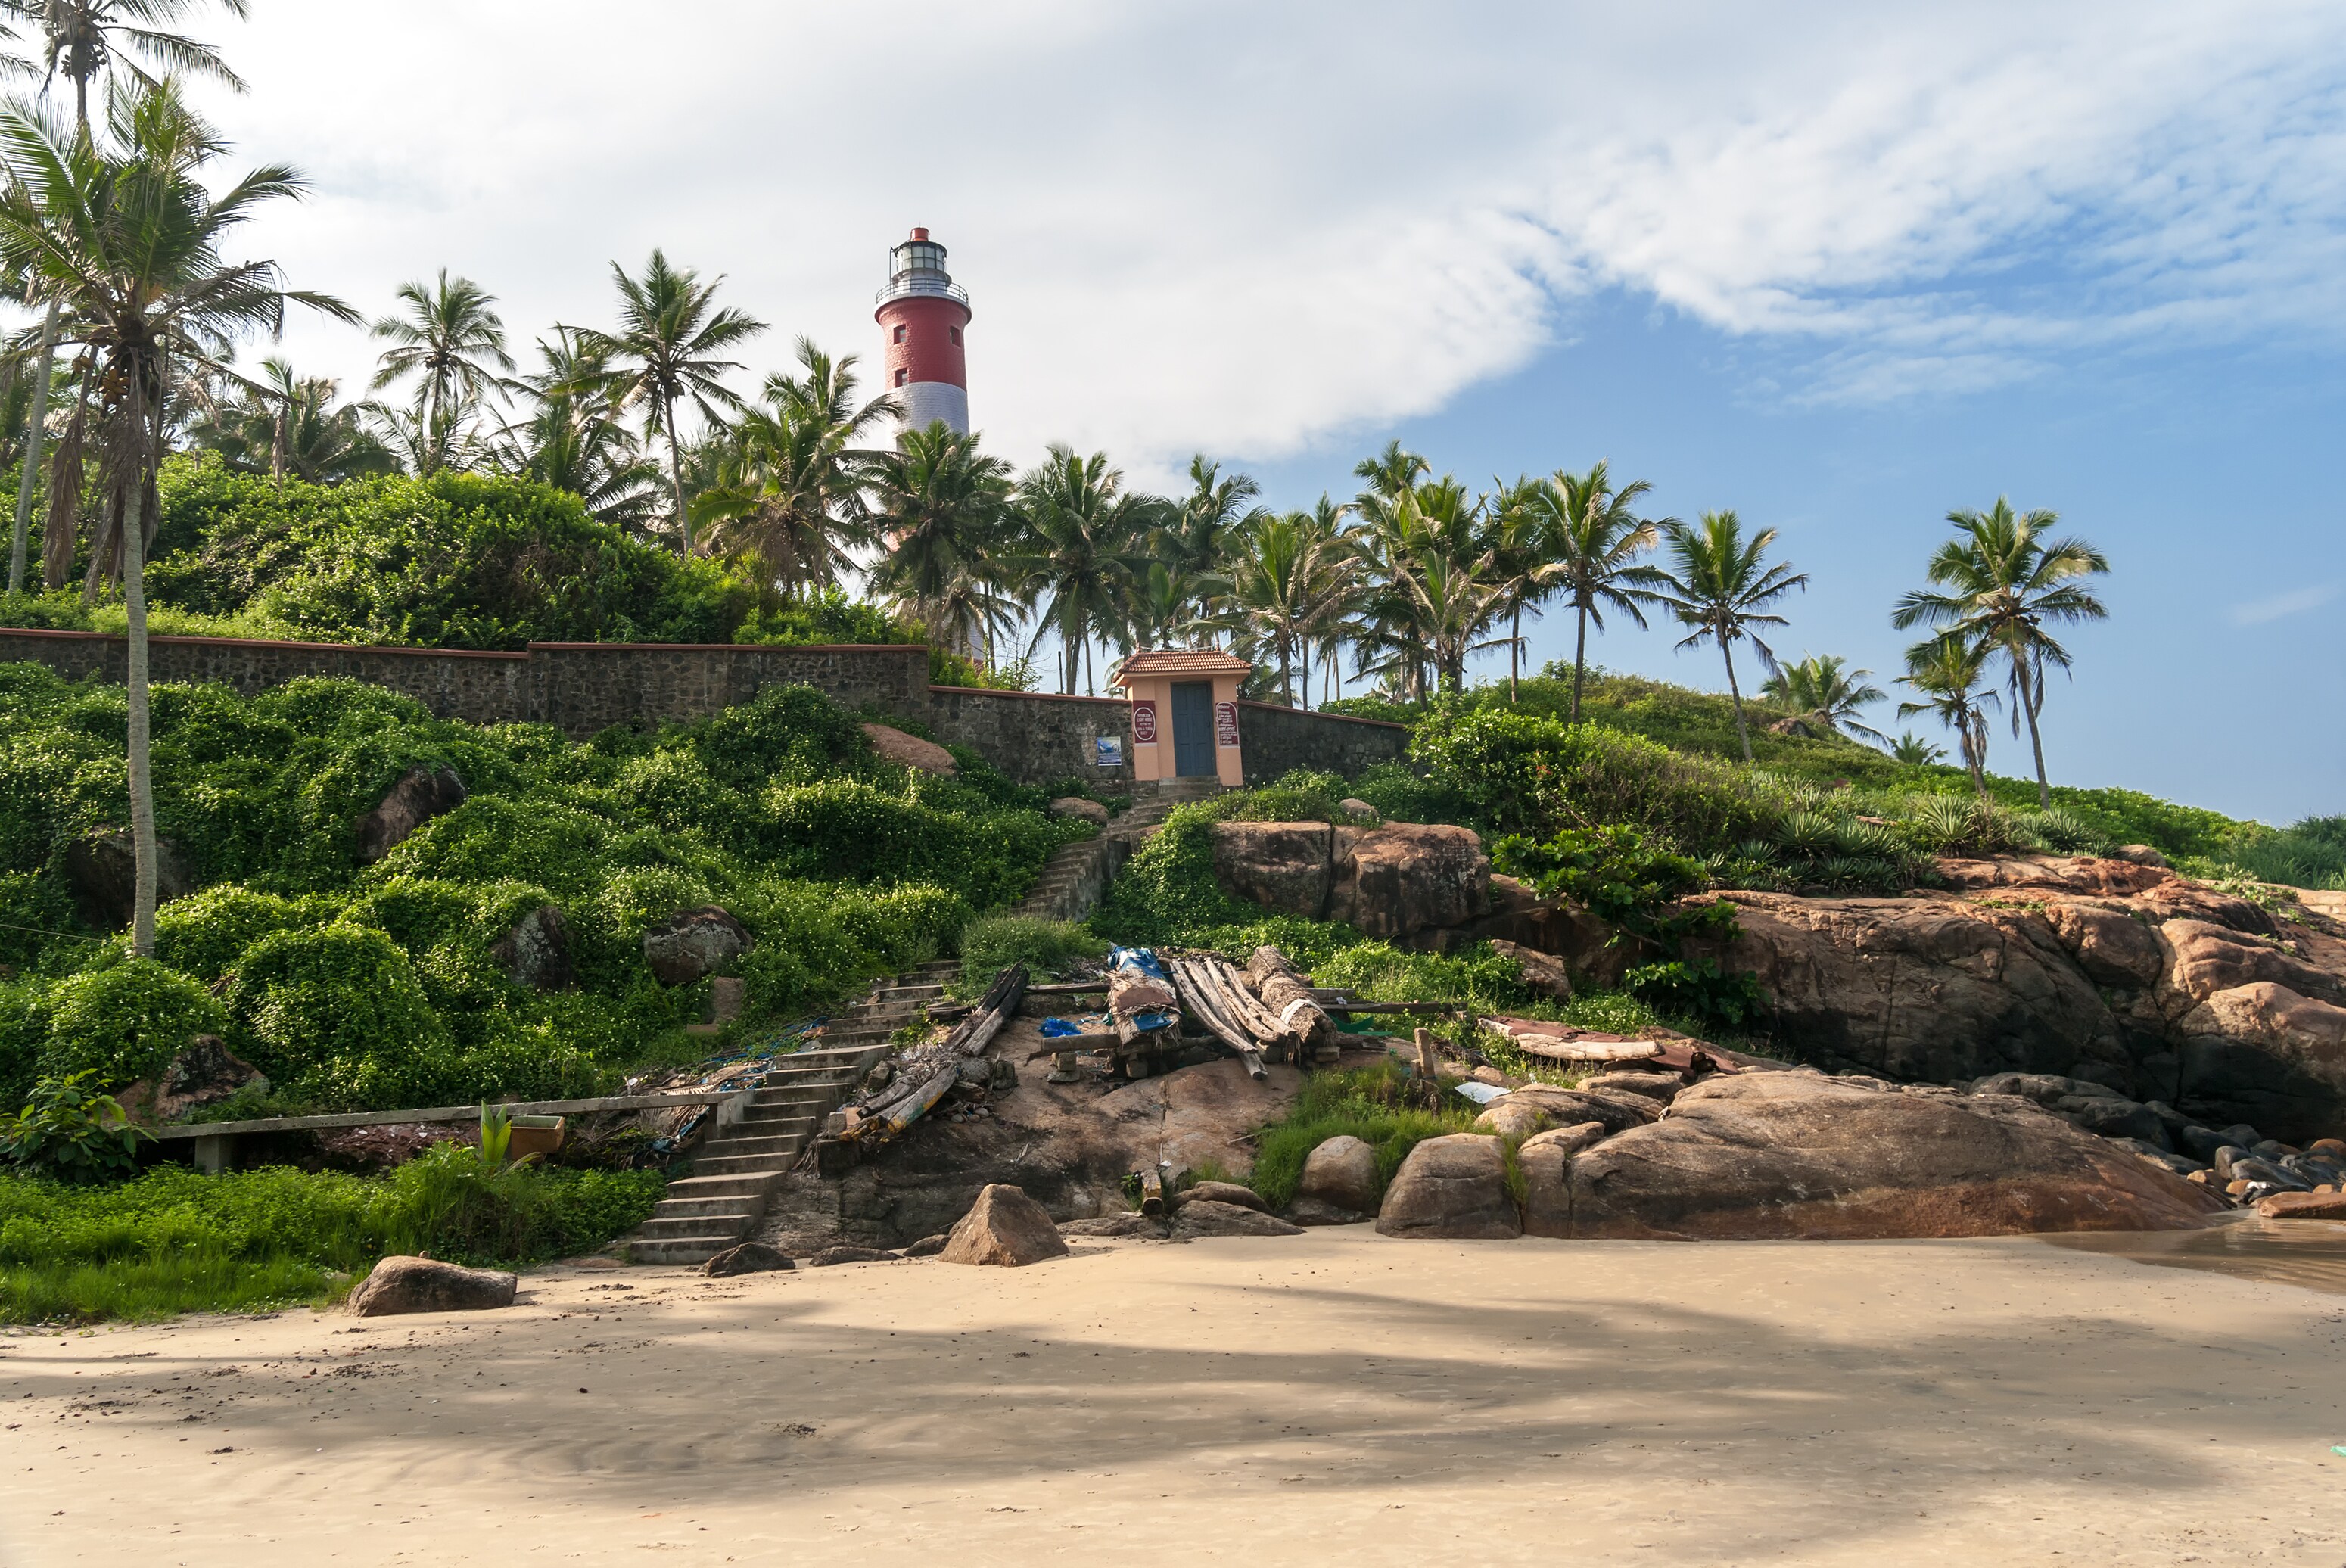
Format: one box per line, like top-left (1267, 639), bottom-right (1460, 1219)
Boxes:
top-left (5, 1224), bottom-right (2344, 1566)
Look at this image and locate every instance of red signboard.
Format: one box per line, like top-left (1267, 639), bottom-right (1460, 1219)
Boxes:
top-left (1131, 700), bottom-right (1159, 744)
top-left (1214, 700), bottom-right (1240, 749)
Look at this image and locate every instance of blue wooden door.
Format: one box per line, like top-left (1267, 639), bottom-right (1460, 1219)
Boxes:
top-left (1171, 681), bottom-right (1214, 776)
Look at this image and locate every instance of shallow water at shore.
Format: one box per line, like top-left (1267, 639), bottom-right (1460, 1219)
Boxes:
top-left (2040, 1212), bottom-right (2346, 1294)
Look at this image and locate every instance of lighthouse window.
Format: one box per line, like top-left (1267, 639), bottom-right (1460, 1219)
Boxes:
top-left (891, 324), bottom-right (905, 344)
top-left (949, 325), bottom-right (962, 345)
top-left (895, 369), bottom-right (907, 387)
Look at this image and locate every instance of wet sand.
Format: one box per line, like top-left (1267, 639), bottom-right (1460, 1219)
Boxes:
top-left (5, 1224), bottom-right (2344, 1566)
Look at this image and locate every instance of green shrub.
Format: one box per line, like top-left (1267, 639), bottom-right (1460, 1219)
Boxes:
top-left (1, 1071), bottom-right (151, 1184)
top-left (1490, 825), bottom-right (1707, 923)
top-left (151, 885), bottom-right (333, 982)
top-left (40, 960), bottom-right (229, 1089)
top-left (957, 915), bottom-right (1107, 994)
top-left (224, 924), bottom-right (454, 1109)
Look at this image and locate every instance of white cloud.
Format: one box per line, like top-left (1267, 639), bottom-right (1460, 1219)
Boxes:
top-left (117, 0), bottom-right (2346, 474)
top-left (2231, 583), bottom-right (2340, 627)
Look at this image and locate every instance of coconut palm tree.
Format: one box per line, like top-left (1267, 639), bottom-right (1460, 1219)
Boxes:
top-left (0, 78), bottom-right (351, 954)
top-left (1644, 510), bottom-right (1809, 763)
top-left (490, 332), bottom-right (661, 530)
top-left (690, 339), bottom-right (892, 597)
top-left (368, 269), bottom-right (509, 474)
top-left (1009, 445), bottom-right (1150, 695)
top-left (5, 0), bottom-right (246, 127)
top-left (866, 420), bottom-right (1016, 659)
top-left (1896, 633), bottom-right (1999, 797)
top-left (1759, 653), bottom-right (1889, 745)
top-left (569, 249), bottom-right (765, 553)
top-left (1890, 732), bottom-right (1946, 767)
top-left (1891, 498), bottom-right (2108, 807)
top-left (1220, 506), bottom-right (1352, 706)
top-left (188, 356), bottom-right (392, 485)
top-left (1525, 461), bottom-right (1668, 722)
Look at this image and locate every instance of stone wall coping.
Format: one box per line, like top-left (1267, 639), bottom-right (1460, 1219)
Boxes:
top-left (0, 625), bottom-right (534, 660)
top-left (929, 684), bottom-right (1128, 708)
top-left (1234, 698), bottom-right (1409, 731)
top-left (524, 641), bottom-right (923, 654)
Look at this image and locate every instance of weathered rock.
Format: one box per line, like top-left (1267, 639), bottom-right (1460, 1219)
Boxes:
top-left (2313, 1138), bottom-right (2346, 1161)
top-left (2225, 1156), bottom-right (2309, 1192)
top-left (1284, 1197), bottom-right (1368, 1226)
top-left (1296, 1134), bottom-right (1380, 1215)
top-left (1490, 939), bottom-right (1572, 1000)
top-left (2254, 1190), bottom-right (2346, 1220)
top-left (940, 1184), bottom-right (1071, 1266)
top-left (2108, 1137), bottom-right (2201, 1178)
top-left (2040, 903), bottom-right (2167, 988)
top-left (1326, 824), bottom-right (1491, 939)
top-left (490, 905), bottom-right (572, 991)
top-left (1505, 1085), bottom-right (1660, 1137)
top-left (1583, 1071), bottom-right (1682, 1103)
top-left (641, 907), bottom-right (751, 986)
top-left (354, 767), bottom-right (467, 863)
top-left (347, 1256), bottom-right (516, 1316)
top-left (1971, 1072), bottom-right (2127, 1106)
top-left (2110, 844), bottom-right (2172, 868)
top-left (1374, 1134), bottom-right (1520, 1240)
top-left (1473, 1098), bottom-right (1555, 1140)
top-left (862, 723), bottom-right (956, 775)
top-left (2059, 1095), bottom-right (2171, 1150)
top-left (1176, 1180), bottom-right (1268, 1213)
top-left (1337, 798), bottom-right (1380, 824)
top-left (1209, 821), bottom-right (1334, 919)
top-left (2164, 921), bottom-right (2346, 1006)
top-left (1566, 1072), bottom-right (2228, 1240)
top-left (116, 1036), bottom-right (266, 1126)
top-left (703, 1242), bottom-right (794, 1277)
top-left (62, 829), bottom-right (195, 929)
top-left (902, 1233), bottom-right (951, 1256)
top-left (2175, 983), bottom-right (2346, 1143)
top-left (1171, 1200), bottom-right (1305, 1239)
top-left (1048, 796), bottom-right (1111, 827)
top-left (2176, 1124), bottom-right (2229, 1162)
top-left (805, 1245), bottom-right (899, 1266)
top-left (1059, 1213), bottom-right (1166, 1239)
top-left (1520, 1121), bottom-right (1610, 1159)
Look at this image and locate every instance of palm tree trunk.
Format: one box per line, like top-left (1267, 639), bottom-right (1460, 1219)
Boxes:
top-left (1570, 602), bottom-right (1591, 725)
top-left (1722, 638), bottom-right (1753, 764)
top-left (662, 391), bottom-right (690, 555)
top-left (9, 302), bottom-right (58, 596)
top-left (2017, 659), bottom-right (2051, 808)
top-left (1508, 605), bottom-right (1521, 701)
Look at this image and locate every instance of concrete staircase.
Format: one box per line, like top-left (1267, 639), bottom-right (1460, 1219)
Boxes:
top-left (1011, 779), bottom-right (1230, 922)
top-left (624, 960), bottom-right (960, 1266)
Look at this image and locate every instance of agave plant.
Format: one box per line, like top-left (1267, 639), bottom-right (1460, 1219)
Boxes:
top-left (1775, 810), bottom-right (1842, 857)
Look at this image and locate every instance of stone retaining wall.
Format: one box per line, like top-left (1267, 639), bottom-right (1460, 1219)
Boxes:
top-left (0, 627), bottom-right (1411, 787)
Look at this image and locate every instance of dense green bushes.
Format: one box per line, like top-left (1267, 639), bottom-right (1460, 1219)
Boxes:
top-left (0, 669), bottom-right (1078, 1114)
top-left (0, 1151), bottom-right (664, 1322)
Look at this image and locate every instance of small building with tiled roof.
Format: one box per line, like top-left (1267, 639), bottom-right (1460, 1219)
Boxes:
top-left (1109, 649), bottom-right (1252, 786)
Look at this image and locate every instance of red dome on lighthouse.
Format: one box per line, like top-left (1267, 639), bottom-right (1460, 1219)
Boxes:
top-left (875, 227), bottom-right (971, 434)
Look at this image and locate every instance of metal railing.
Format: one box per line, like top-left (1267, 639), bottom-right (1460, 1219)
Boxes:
top-left (875, 275), bottom-right (969, 306)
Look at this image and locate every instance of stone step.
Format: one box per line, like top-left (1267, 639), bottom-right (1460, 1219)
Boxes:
top-left (633, 1214), bottom-right (756, 1241)
top-left (699, 1132), bottom-right (810, 1158)
top-left (737, 1100), bottom-right (826, 1123)
top-left (628, 1237), bottom-right (736, 1266)
top-left (717, 1119), bottom-right (819, 1145)
top-left (646, 1196), bottom-right (766, 1223)
top-left (691, 1152), bottom-right (797, 1176)
top-left (663, 1173), bottom-right (775, 1200)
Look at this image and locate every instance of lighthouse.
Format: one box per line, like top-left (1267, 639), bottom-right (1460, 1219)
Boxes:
top-left (874, 227), bottom-right (971, 435)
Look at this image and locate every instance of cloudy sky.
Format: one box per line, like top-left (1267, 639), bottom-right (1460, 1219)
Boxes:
top-left (70, 2), bottom-right (2346, 820)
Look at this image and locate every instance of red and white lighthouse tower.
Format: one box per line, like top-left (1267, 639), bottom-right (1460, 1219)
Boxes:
top-left (874, 228), bottom-right (970, 435)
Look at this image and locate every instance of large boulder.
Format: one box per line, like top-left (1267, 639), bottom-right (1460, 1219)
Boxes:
top-left (347, 1256), bottom-right (516, 1316)
top-left (1048, 796), bottom-right (1111, 828)
top-left (642, 907), bottom-right (751, 986)
top-left (1505, 1085), bottom-right (1661, 1137)
top-left (861, 723), bottom-right (957, 776)
top-left (354, 767), bottom-right (467, 863)
top-left (1209, 821), bottom-right (1334, 919)
top-left (2175, 982), bottom-right (2346, 1144)
top-left (62, 829), bottom-right (195, 929)
top-left (1327, 825), bottom-right (1491, 939)
top-left (1176, 1180), bottom-right (1268, 1213)
top-left (1374, 1134), bottom-right (1520, 1240)
top-left (1294, 1134), bottom-right (1380, 1221)
top-left (1490, 939), bottom-right (1573, 1000)
top-left (939, 1184), bottom-right (1071, 1266)
top-left (490, 905), bottom-right (572, 991)
top-left (1473, 1098), bottom-right (1554, 1140)
top-left (2163, 921), bottom-right (2346, 1006)
top-left (1564, 1072), bottom-right (2227, 1240)
top-left (116, 1036), bottom-right (266, 1126)
top-left (704, 1242), bottom-right (794, 1277)
top-left (1171, 1200), bottom-right (1304, 1239)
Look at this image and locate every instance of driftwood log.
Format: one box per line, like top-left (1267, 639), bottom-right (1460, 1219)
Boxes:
top-left (1247, 947), bottom-right (1336, 1061)
top-left (1168, 957), bottom-right (1272, 1078)
top-left (845, 963), bottom-right (1028, 1144)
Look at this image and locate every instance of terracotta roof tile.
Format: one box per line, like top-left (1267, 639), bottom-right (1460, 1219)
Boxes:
top-left (1109, 649), bottom-right (1253, 684)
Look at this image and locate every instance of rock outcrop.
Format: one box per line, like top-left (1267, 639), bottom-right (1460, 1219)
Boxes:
top-left (1560, 1072), bottom-right (2227, 1240)
top-left (1047, 796), bottom-right (1111, 827)
top-left (641, 907), bottom-right (751, 986)
top-left (1171, 1200), bottom-right (1304, 1239)
top-left (1374, 1134), bottom-right (1520, 1240)
top-left (116, 1036), bottom-right (266, 1126)
top-left (1209, 820), bottom-right (1489, 938)
top-left (939, 1184), bottom-right (1070, 1267)
top-left (347, 1256), bottom-right (517, 1316)
top-left (1292, 1133), bottom-right (1380, 1223)
top-left (704, 1242), bottom-right (794, 1277)
top-left (862, 723), bottom-right (957, 776)
top-left (355, 767), bottom-right (467, 863)
top-left (490, 905), bottom-right (572, 991)
top-left (63, 829), bottom-right (195, 929)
